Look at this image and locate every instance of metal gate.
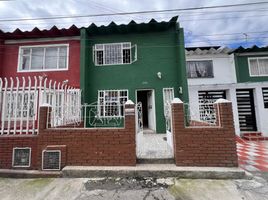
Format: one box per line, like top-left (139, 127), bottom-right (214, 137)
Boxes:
top-left (135, 102), bottom-right (143, 134)
top-left (236, 89), bottom-right (257, 132)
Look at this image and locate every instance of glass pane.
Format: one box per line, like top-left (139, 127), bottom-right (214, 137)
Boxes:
top-left (31, 47), bottom-right (44, 70)
top-left (59, 47), bottom-right (67, 69)
top-left (249, 59), bottom-right (259, 75)
top-left (258, 58), bottom-right (268, 75)
top-left (123, 49), bottom-right (130, 64)
top-left (104, 44), bottom-right (122, 65)
top-left (45, 47), bottom-right (58, 69)
top-left (187, 60), bottom-right (213, 78)
top-left (20, 48), bottom-right (30, 70)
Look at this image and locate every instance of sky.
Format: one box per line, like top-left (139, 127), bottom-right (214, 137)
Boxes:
top-left (0, 0), bottom-right (268, 48)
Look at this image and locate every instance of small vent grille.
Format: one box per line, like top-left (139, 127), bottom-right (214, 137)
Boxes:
top-left (13, 148), bottom-right (31, 167)
top-left (42, 150), bottom-right (61, 170)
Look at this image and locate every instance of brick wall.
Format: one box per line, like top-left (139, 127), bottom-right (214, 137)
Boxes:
top-left (172, 99), bottom-right (238, 167)
top-left (0, 103), bottom-right (136, 170)
top-left (0, 136), bottom-right (38, 169)
top-left (38, 103), bottom-right (136, 168)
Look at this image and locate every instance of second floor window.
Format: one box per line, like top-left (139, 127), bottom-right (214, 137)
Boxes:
top-left (187, 60), bottom-right (214, 78)
top-left (18, 44), bottom-right (68, 72)
top-left (249, 57), bottom-right (268, 76)
top-left (93, 42), bottom-right (137, 66)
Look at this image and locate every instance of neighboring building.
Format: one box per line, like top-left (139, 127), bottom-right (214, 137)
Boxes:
top-left (187, 46), bottom-right (268, 137)
top-left (0, 26), bottom-right (81, 87)
top-left (80, 16), bottom-right (188, 133)
top-left (232, 46), bottom-right (268, 137)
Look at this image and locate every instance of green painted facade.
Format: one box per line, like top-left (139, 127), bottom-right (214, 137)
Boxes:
top-left (80, 18), bottom-right (188, 133)
top-left (233, 46), bottom-right (268, 83)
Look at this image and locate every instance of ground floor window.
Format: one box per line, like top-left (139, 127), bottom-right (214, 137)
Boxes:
top-left (98, 90), bottom-right (128, 117)
top-left (163, 88), bottom-right (174, 117)
top-left (198, 90), bottom-right (226, 123)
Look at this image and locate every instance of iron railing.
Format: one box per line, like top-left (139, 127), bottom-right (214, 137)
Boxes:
top-left (0, 76), bottom-right (81, 135)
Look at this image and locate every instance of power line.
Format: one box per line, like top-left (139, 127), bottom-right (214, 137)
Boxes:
top-left (0, 1), bottom-right (268, 22)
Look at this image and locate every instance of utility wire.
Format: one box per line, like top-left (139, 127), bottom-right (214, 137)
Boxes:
top-left (0, 1), bottom-right (268, 22)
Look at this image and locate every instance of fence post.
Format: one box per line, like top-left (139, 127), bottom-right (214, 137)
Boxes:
top-left (124, 100), bottom-right (135, 132)
top-left (214, 98), bottom-right (234, 129)
top-left (38, 104), bottom-right (52, 132)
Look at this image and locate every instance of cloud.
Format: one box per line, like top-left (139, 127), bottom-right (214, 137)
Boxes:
top-left (0, 0), bottom-right (267, 47)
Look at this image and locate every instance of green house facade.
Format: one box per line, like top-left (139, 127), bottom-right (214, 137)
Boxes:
top-left (232, 46), bottom-right (268, 83)
top-left (80, 17), bottom-right (188, 133)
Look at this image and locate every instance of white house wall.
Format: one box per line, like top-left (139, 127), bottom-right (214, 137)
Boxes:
top-left (189, 83), bottom-right (268, 136)
top-left (187, 52), bottom-right (268, 136)
top-left (187, 54), bottom-right (237, 86)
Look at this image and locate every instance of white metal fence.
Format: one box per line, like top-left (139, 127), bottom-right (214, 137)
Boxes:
top-left (0, 76), bottom-right (81, 135)
top-left (47, 102), bottom-right (126, 128)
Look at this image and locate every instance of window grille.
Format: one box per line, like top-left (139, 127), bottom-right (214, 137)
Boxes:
top-left (249, 57), bottom-right (268, 76)
top-left (98, 90), bottom-right (128, 117)
top-left (262, 88), bottom-right (268, 108)
top-left (198, 90), bottom-right (226, 124)
top-left (163, 88), bottom-right (174, 117)
top-left (18, 44), bottom-right (68, 71)
top-left (12, 147), bottom-right (31, 167)
top-left (42, 150), bottom-right (61, 170)
top-left (93, 42), bottom-right (137, 66)
top-left (187, 60), bottom-right (214, 78)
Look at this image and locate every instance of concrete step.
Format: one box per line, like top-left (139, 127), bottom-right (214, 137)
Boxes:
top-left (137, 158), bottom-right (174, 164)
top-left (0, 169), bottom-right (62, 178)
top-left (242, 132), bottom-right (262, 137)
top-left (62, 164), bottom-right (246, 179)
top-left (242, 135), bottom-right (268, 141)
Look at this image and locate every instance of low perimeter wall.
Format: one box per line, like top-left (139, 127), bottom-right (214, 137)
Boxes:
top-left (0, 99), bottom-right (238, 170)
top-left (172, 99), bottom-right (238, 167)
top-left (0, 103), bottom-right (136, 170)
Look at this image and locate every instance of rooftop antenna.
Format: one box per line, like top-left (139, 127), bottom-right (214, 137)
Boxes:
top-left (243, 33), bottom-right (248, 44)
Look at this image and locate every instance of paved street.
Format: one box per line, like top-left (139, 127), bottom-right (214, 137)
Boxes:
top-left (1, 174), bottom-right (268, 200)
top-left (237, 138), bottom-right (268, 172)
top-left (0, 137), bottom-right (267, 200)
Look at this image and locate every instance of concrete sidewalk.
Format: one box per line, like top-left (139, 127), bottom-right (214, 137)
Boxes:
top-left (62, 164), bottom-right (245, 179)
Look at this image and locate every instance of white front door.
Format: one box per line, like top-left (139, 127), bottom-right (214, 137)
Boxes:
top-left (147, 90), bottom-right (156, 131)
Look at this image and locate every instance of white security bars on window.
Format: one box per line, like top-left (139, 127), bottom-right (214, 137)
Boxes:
top-left (0, 76), bottom-right (81, 135)
top-left (93, 42), bottom-right (137, 66)
top-left (184, 99), bottom-right (219, 127)
top-left (98, 90), bottom-right (128, 117)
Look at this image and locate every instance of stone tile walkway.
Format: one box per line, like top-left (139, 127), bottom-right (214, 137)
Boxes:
top-left (237, 137), bottom-right (268, 172)
top-left (136, 131), bottom-right (173, 159)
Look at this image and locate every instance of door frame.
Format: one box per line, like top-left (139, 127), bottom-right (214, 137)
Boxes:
top-left (135, 89), bottom-right (156, 132)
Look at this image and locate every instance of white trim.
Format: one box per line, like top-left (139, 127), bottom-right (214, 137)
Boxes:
top-left (12, 147), bottom-right (31, 168)
top-left (5, 36), bottom-right (80, 44)
top-left (17, 44), bottom-right (69, 72)
top-left (248, 56), bottom-right (268, 77)
top-left (42, 150), bottom-right (61, 171)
